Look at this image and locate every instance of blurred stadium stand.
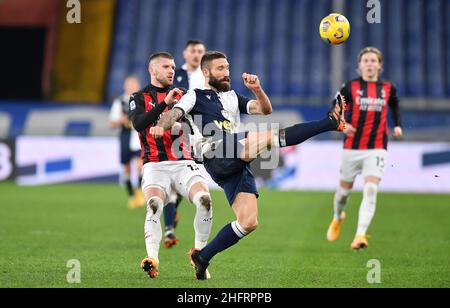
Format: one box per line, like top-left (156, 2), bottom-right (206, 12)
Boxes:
top-left (107, 0), bottom-right (450, 104)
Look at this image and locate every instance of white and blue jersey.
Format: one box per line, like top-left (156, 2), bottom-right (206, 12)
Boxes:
top-left (175, 88), bottom-right (251, 134)
top-left (175, 88), bottom-right (259, 205)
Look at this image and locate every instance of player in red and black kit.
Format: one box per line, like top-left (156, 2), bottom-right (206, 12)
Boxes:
top-left (129, 52), bottom-right (212, 279)
top-left (327, 47), bottom-right (403, 250)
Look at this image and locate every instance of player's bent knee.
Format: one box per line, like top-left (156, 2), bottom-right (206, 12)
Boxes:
top-left (336, 187), bottom-right (351, 203)
top-left (199, 194), bottom-right (212, 211)
top-left (240, 218), bottom-right (258, 233)
top-left (147, 196), bottom-right (164, 215)
top-left (193, 191), bottom-right (212, 211)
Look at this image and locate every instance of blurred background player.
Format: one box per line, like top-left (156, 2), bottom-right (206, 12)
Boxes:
top-left (162, 39), bottom-right (207, 248)
top-left (174, 39), bottom-right (206, 90)
top-left (327, 47), bottom-right (403, 250)
top-left (109, 75), bottom-right (145, 209)
top-left (130, 52), bottom-right (213, 279)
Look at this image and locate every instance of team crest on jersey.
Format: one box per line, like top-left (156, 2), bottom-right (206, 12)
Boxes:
top-left (177, 76), bottom-right (183, 83)
top-left (130, 101), bottom-right (136, 111)
top-left (206, 95), bottom-right (211, 100)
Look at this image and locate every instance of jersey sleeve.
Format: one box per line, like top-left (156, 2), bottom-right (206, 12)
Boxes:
top-left (236, 93), bottom-right (251, 114)
top-left (388, 84), bottom-right (402, 127)
top-left (174, 89), bottom-right (197, 115)
top-left (128, 92), bottom-right (146, 121)
top-left (129, 92), bottom-right (168, 131)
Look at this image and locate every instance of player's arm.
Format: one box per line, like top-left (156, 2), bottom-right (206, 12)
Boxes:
top-left (242, 73), bottom-right (273, 115)
top-left (151, 90), bottom-right (197, 139)
top-left (129, 88), bottom-right (183, 132)
top-left (388, 85), bottom-right (403, 139)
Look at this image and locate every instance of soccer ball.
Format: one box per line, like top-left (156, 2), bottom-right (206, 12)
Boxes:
top-left (319, 13), bottom-right (350, 45)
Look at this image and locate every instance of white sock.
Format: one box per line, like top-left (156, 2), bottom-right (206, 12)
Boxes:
top-left (356, 182), bottom-right (378, 236)
top-left (192, 192), bottom-right (213, 249)
top-left (334, 187), bottom-right (350, 220)
top-left (231, 220), bottom-right (248, 238)
top-left (144, 197), bottom-right (164, 263)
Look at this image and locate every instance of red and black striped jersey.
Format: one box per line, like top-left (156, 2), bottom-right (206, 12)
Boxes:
top-left (335, 78), bottom-right (402, 150)
top-left (129, 84), bottom-right (192, 164)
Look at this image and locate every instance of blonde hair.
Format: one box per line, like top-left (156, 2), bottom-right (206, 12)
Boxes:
top-left (357, 47), bottom-right (384, 76)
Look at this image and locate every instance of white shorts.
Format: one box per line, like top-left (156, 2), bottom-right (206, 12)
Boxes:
top-left (340, 149), bottom-right (387, 183)
top-left (141, 160), bottom-right (206, 203)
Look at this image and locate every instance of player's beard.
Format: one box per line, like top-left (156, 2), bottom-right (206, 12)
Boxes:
top-left (155, 72), bottom-right (173, 88)
top-left (209, 75), bottom-right (231, 92)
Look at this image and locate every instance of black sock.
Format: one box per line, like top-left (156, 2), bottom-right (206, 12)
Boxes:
top-left (200, 222), bottom-right (247, 262)
top-left (280, 117), bottom-right (334, 147)
top-left (164, 203), bottom-right (176, 229)
top-left (124, 179), bottom-right (133, 196)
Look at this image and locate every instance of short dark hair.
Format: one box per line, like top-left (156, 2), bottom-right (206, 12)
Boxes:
top-left (201, 51), bottom-right (227, 70)
top-left (184, 39), bottom-right (204, 49)
top-left (148, 52), bottom-right (174, 66)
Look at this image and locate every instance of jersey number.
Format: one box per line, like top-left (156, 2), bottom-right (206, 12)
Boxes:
top-left (376, 156), bottom-right (385, 168)
top-left (187, 164), bottom-right (200, 172)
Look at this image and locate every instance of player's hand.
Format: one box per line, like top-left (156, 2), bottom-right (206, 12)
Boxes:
top-left (164, 88), bottom-right (184, 105)
top-left (393, 126), bottom-right (403, 139)
top-left (242, 73), bottom-right (261, 91)
top-left (150, 126), bottom-right (165, 139)
top-left (170, 122), bottom-right (182, 134)
top-left (343, 123), bottom-right (356, 137)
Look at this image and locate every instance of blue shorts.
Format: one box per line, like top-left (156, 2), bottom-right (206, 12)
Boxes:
top-left (203, 132), bottom-right (259, 205)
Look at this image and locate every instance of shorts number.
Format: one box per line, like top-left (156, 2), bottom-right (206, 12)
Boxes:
top-left (187, 164), bottom-right (200, 172)
top-left (0, 143), bottom-right (13, 181)
top-left (376, 156), bottom-right (385, 168)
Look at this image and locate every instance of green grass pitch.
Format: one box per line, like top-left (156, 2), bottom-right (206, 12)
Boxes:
top-left (0, 182), bottom-right (449, 288)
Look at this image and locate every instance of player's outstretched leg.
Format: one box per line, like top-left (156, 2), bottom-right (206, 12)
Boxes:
top-left (278, 94), bottom-right (346, 147)
top-left (241, 95), bottom-right (346, 161)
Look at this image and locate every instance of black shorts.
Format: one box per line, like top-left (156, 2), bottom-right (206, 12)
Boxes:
top-left (203, 132), bottom-right (259, 205)
top-left (120, 132), bottom-right (140, 164)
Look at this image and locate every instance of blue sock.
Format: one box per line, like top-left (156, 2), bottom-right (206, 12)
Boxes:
top-left (164, 202), bottom-right (176, 230)
top-left (280, 117), bottom-right (334, 147)
top-left (200, 221), bottom-right (247, 262)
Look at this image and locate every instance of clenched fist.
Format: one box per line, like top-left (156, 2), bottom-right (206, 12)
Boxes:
top-left (150, 126), bottom-right (165, 139)
top-left (242, 73), bottom-right (261, 91)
